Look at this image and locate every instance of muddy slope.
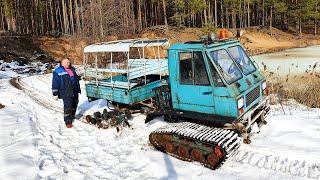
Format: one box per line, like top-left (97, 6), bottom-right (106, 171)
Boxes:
top-left (0, 32), bottom-right (54, 63)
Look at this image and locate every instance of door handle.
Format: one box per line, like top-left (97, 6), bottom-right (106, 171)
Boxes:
top-left (202, 91), bottom-right (212, 95)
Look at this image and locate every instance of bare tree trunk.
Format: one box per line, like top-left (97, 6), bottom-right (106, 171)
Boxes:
top-left (162, 0), bottom-right (168, 29)
top-left (62, 0), bottom-right (67, 34)
top-left (56, 1), bottom-right (63, 33)
top-left (269, 6), bottom-right (273, 36)
top-left (40, 10), bottom-right (44, 35)
top-left (80, 0), bottom-right (84, 35)
top-left (69, 0), bottom-right (75, 35)
top-left (299, 17), bottom-right (302, 37)
top-left (123, 0), bottom-right (129, 34)
top-left (315, 19), bottom-right (317, 36)
top-left (203, 0), bottom-right (207, 25)
top-left (207, 0), bottom-right (211, 23)
top-left (90, 0), bottom-right (95, 36)
top-left (226, 7), bottom-right (229, 28)
top-left (99, 0), bottom-right (104, 36)
top-left (44, 1), bottom-right (49, 34)
top-left (131, 1), bottom-right (136, 33)
top-left (30, 1), bottom-right (35, 33)
top-left (138, 0), bottom-right (142, 31)
top-left (4, 2), bottom-right (10, 31)
top-left (215, 0), bottom-right (217, 27)
top-left (232, 9), bottom-right (236, 28)
top-left (49, 0), bottom-right (55, 32)
top-left (74, 0), bottom-right (80, 34)
top-left (262, 0), bottom-right (265, 26)
top-left (0, 7), bottom-right (4, 30)
top-left (221, 0), bottom-right (224, 28)
top-left (314, 7), bottom-right (318, 36)
top-left (247, 1), bottom-right (250, 27)
top-left (144, 1), bottom-right (147, 28)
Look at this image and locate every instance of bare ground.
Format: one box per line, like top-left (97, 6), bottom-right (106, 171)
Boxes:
top-left (2, 27), bottom-right (320, 65)
top-left (240, 27), bottom-right (320, 55)
top-left (33, 27), bottom-right (320, 64)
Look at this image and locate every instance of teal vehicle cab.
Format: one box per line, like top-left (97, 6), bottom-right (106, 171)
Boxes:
top-left (163, 38), bottom-right (270, 143)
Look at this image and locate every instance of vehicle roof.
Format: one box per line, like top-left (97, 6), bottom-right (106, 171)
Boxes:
top-left (84, 38), bottom-right (169, 53)
top-left (169, 39), bottom-right (240, 51)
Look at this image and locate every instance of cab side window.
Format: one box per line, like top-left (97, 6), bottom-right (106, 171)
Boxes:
top-left (180, 52), bottom-right (193, 84)
top-left (208, 59), bottom-right (225, 87)
top-left (179, 51), bottom-right (210, 86)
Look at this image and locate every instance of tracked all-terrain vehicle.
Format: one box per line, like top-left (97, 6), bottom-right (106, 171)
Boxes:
top-left (83, 32), bottom-right (270, 169)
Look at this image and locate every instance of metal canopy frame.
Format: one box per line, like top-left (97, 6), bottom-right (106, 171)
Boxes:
top-left (84, 38), bottom-right (169, 53)
top-left (83, 38), bottom-right (170, 89)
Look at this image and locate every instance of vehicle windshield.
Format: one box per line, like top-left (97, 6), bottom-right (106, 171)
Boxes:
top-left (228, 46), bottom-right (256, 75)
top-left (209, 49), bottom-right (242, 84)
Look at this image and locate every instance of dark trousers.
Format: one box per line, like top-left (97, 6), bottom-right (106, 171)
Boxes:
top-left (63, 96), bottom-right (79, 125)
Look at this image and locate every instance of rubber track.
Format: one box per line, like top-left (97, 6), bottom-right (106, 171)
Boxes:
top-left (150, 122), bottom-right (242, 169)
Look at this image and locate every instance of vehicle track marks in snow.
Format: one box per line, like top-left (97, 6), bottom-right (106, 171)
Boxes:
top-left (230, 147), bottom-right (320, 179)
top-left (12, 77), bottom-right (63, 113)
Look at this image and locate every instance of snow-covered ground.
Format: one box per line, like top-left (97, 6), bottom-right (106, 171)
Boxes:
top-left (1, 70), bottom-right (320, 179)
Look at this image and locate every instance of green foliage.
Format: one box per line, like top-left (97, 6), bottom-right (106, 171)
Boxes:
top-left (265, 0), bottom-right (287, 13)
top-left (303, 0), bottom-right (320, 20)
top-left (187, 0), bottom-right (207, 13)
top-left (202, 22), bottom-right (217, 34)
top-left (169, 0), bottom-right (207, 26)
top-left (286, 0), bottom-right (320, 21)
top-left (0, 0), bottom-right (14, 17)
top-left (169, 0), bottom-right (186, 26)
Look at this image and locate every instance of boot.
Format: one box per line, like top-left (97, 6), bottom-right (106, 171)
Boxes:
top-left (66, 123), bottom-right (73, 128)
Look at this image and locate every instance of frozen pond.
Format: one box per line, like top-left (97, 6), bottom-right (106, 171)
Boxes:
top-left (252, 45), bottom-right (320, 76)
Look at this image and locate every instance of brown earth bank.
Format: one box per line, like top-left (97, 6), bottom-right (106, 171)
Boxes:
top-left (0, 31), bottom-right (54, 63)
top-left (2, 27), bottom-right (320, 64)
top-left (37, 27), bottom-right (320, 64)
top-left (240, 27), bottom-right (320, 55)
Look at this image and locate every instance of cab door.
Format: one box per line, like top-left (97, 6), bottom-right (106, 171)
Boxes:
top-left (172, 51), bottom-right (215, 114)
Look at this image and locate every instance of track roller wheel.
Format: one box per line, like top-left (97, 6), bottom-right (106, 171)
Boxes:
top-left (191, 149), bottom-right (203, 162)
top-left (214, 146), bottom-right (224, 159)
top-left (177, 145), bottom-right (189, 158)
top-left (163, 134), bottom-right (172, 141)
top-left (164, 142), bottom-right (175, 153)
top-left (207, 153), bottom-right (219, 168)
top-left (85, 115), bottom-right (92, 123)
top-left (110, 116), bottom-right (117, 126)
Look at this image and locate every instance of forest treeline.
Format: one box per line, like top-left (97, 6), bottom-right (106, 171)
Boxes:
top-left (0, 0), bottom-right (319, 37)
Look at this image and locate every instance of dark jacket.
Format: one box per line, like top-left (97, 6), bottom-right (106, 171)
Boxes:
top-left (52, 66), bottom-right (81, 99)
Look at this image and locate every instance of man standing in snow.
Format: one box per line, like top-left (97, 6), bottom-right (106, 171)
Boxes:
top-left (52, 57), bottom-right (81, 128)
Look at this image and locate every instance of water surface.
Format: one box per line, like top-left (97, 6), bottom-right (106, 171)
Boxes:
top-left (253, 46), bottom-right (320, 76)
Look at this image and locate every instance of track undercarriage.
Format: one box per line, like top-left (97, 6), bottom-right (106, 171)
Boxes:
top-left (147, 85), bottom-right (269, 170)
top-left (85, 85), bottom-right (268, 170)
top-left (149, 122), bottom-right (241, 169)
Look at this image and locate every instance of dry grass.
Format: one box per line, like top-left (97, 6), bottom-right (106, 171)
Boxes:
top-left (266, 71), bottom-right (320, 108)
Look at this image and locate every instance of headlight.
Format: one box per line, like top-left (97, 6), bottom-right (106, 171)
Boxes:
top-left (262, 81), bottom-right (267, 90)
top-left (237, 98), bottom-right (244, 109)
